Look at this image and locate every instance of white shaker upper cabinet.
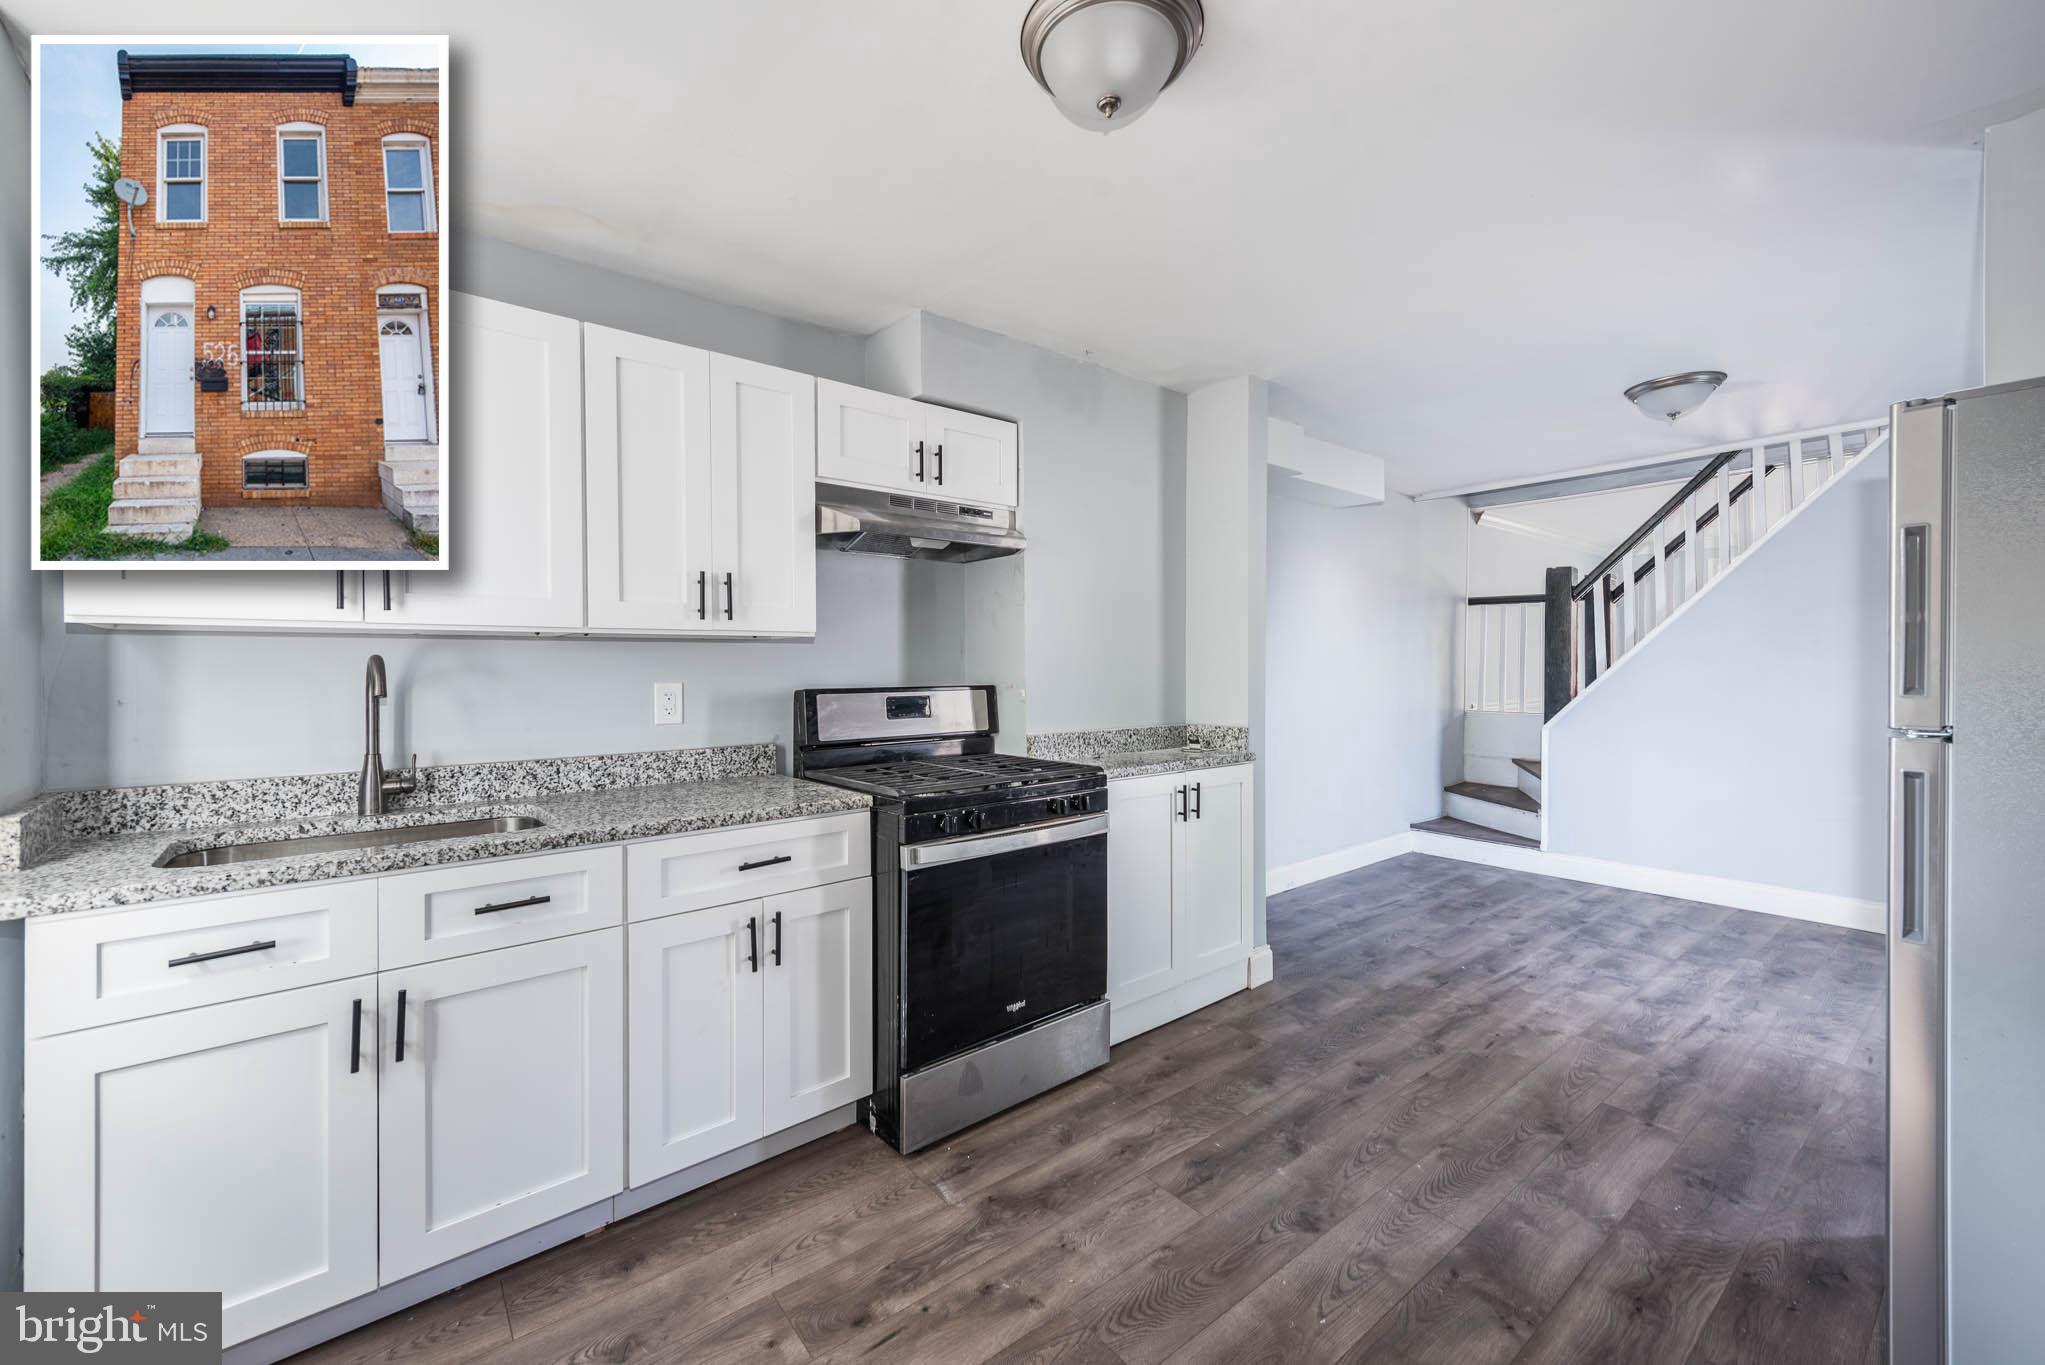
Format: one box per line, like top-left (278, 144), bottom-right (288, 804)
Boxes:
top-left (583, 325), bottom-right (714, 632)
top-left (922, 405), bottom-right (1020, 509)
top-left (816, 379), bottom-right (926, 494)
top-left (372, 294), bottom-right (586, 632)
top-left (63, 568), bottom-right (366, 630)
top-left (708, 354), bottom-right (816, 637)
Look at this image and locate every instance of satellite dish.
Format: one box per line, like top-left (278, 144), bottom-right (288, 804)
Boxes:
top-left (112, 177), bottom-right (147, 241)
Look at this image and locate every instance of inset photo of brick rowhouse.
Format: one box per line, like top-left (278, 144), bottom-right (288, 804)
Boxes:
top-left (32, 37), bottom-right (447, 568)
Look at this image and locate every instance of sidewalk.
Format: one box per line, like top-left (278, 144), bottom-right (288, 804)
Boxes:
top-left (171, 506), bottom-right (431, 561)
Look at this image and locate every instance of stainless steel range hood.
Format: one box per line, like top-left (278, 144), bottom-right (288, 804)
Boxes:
top-left (815, 482), bottom-right (1025, 562)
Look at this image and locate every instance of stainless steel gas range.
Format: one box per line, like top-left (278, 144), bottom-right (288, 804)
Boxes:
top-left (792, 685), bottom-right (1109, 1153)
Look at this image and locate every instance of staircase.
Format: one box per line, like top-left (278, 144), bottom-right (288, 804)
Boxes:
top-left (378, 444), bottom-right (440, 534)
top-left (104, 437), bottom-right (201, 543)
top-left (1421, 418), bottom-right (1890, 854)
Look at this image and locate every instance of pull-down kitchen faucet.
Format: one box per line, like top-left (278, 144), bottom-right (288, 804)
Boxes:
top-left (359, 654), bottom-right (418, 816)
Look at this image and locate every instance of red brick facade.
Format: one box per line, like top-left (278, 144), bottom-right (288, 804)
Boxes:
top-left (114, 78), bottom-right (439, 507)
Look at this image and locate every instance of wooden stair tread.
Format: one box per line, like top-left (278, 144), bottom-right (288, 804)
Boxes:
top-left (1444, 780), bottom-right (1539, 814)
top-left (1411, 816), bottom-right (1540, 849)
top-left (1512, 758), bottom-right (1542, 778)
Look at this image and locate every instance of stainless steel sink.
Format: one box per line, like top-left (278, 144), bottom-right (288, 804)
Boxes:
top-left (156, 815), bottom-right (546, 868)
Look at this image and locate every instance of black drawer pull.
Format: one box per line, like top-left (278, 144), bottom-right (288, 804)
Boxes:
top-left (350, 997), bottom-right (363, 1074)
top-left (474, 893), bottom-right (551, 916)
top-left (771, 910), bottom-right (783, 966)
top-left (739, 854), bottom-right (794, 872)
top-left (168, 939), bottom-right (277, 968)
top-left (395, 988), bottom-right (408, 1063)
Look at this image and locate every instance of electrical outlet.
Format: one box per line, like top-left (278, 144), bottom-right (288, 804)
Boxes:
top-left (653, 682), bottom-right (683, 726)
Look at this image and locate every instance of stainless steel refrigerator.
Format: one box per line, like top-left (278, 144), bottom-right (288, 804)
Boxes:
top-left (1888, 375), bottom-right (2045, 1364)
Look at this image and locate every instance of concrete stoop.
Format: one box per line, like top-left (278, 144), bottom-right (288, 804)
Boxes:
top-left (378, 446), bottom-right (440, 535)
top-left (105, 448), bottom-right (201, 542)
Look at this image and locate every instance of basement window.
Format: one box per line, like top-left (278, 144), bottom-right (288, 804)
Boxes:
top-left (243, 453), bottom-right (307, 489)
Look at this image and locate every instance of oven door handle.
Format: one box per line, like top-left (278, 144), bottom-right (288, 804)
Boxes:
top-left (902, 813), bottom-right (1109, 868)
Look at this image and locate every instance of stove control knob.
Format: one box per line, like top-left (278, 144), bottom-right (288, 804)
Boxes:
top-left (1048, 797), bottom-right (1068, 816)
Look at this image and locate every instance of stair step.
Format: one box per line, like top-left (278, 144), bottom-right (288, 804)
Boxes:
top-left (1443, 781), bottom-right (1541, 840)
top-left (1412, 816), bottom-right (1540, 850)
top-left (107, 497), bottom-right (202, 526)
top-left (1512, 758), bottom-right (1542, 778)
top-left (112, 476), bottom-right (199, 500)
top-left (121, 454), bottom-right (200, 478)
top-left (385, 443), bottom-right (438, 462)
top-left (137, 435), bottom-right (197, 456)
top-left (1513, 757), bottom-right (1543, 802)
top-left (104, 521), bottom-right (195, 543)
top-left (377, 458), bottom-right (439, 487)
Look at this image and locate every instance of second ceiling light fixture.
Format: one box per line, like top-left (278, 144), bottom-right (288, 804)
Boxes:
top-left (1020, 0), bottom-right (1205, 132)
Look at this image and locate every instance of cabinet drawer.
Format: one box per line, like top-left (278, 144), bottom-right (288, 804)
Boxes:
top-left (378, 847), bottom-right (624, 968)
top-left (26, 881), bottom-right (379, 1038)
top-left (627, 813), bottom-right (869, 922)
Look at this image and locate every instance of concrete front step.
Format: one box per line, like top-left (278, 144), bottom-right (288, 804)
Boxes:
top-left (137, 435), bottom-right (197, 456)
top-left (378, 457), bottom-right (439, 487)
top-left (107, 497), bottom-right (203, 527)
top-left (112, 476), bottom-right (200, 501)
top-left (379, 459), bottom-right (441, 534)
top-left (385, 443), bottom-right (438, 462)
top-left (1513, 757), bottom-right (1542, 802)
top-left (1443, 780), bottom-right (1541, 841)
top-left (121, 454), bottom-right (200, 478)
top-left (105, 521), bottom-right (195, 543)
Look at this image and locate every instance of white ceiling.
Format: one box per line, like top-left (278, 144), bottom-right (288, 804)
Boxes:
top-left (22, 1), bottom-right (2045, 492)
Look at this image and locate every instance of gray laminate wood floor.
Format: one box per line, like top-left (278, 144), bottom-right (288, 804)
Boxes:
top-left (293, 852), bottom-right (1888, 1365)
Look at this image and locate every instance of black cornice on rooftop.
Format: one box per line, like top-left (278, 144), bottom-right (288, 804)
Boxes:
top-left (117, 51), bottom-right (360, 105)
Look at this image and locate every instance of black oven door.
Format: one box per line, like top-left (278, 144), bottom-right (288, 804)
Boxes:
top-left (898, 815), bottom-right (1108, 1074)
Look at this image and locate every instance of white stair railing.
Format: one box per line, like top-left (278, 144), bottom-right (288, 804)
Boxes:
top-left (1570, 419), bottom-right (1888, 693)
top-left (1464, 594), bottom-right (1545, 714)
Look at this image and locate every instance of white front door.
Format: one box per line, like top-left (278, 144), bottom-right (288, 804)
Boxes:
top-left (378, 314), bottom-right (429, 441)
top-left (144, 305), bottom-right (195, 434)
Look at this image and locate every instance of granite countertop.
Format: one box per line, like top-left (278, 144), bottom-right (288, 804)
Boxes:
top-left (1027, 723), bottom-right (1255, 781)
top-left (1092, 746), bottom-right (1257, 780)
top-left (0, 765), bottom-right (870, 921)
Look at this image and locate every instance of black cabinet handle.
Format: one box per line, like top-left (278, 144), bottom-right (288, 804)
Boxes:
top-left (933, 444), bottom-right (943, 485)
top-left (746, 916), bottom-right (760, 973)
top-left (739, 853), bottom-right (793, 872)
top-left (771, 910), bottom-right (783, 966)
top-left (1175, 785), bottom-right (1186, 821)
top-left (697, 570), bottom-right (708, 620)
top-left (394, 988), bottom-right (408, 1063)
top-left (168, 939), bottom-right (277, 968)
top-left (915, 440), bottom-right (926, 482)
top-left (724, 572), bottom-right (734, 621)
top-left (383, 571), bottom-right (392, 612)
top-left (1192, 782), bottom-right (1203, 819)
top-left (350, 997), bottom-right (363, 1074)
top-left (474, 893), bottom-right (551, 916)
top-left (335, 571), bottom-right (346, 610)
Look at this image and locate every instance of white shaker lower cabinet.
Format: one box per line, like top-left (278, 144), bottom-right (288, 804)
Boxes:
top-left (1105, 763), bottom-right (1257, 1044)
top-left (25, 978), bottom-right (380, 1344)
top-left (377, 929), bottom-right (625, 1283)
top-left (62, 567), bottom-right (366, 631)
top-left (627, 873), bottom-right (872, 1188)
top-left (627, 900), bottom-right (766, 1185)
top-left (762, 879), bottom-right (874, 1133)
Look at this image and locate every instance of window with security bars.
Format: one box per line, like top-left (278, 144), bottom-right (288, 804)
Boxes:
top-left (243, 302), bottom-right (303, 408)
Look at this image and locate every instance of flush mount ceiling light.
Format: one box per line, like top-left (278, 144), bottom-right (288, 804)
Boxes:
top-left (1624, 370), bottom-right (1728, 423)
top-left (1020, 0), bottom-right (1205, 132)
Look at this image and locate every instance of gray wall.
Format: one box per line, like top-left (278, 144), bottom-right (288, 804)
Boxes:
top-left (1264, 491), bottom-right (1467, 871)
top-left (1544, 447), bottom-right (1890, 901)
top-left (909, 313), bottom-right (1187, 735)
top-left (39, 236), bottom-right (962, 789)
top-left (1, 34), bottom-right (31, 1292)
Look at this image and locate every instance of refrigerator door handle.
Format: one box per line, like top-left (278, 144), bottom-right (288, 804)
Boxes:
top-left (1888, 734), bottom-right (1946, 1365)
top-left (1890, 398), bottom-right (1949, 732)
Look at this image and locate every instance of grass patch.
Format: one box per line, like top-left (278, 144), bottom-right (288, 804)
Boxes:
top-left (40, 420), bottom-right (113, 474)
top-left (38, 453), bottom-right (229, 561)
top-left (409, 529), bottom-right (440, 558)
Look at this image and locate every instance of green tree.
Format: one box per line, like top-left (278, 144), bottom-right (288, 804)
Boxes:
top-left (42, 132), bottom-right (121, 385)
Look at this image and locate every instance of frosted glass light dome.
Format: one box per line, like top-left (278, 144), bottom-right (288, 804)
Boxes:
top-left (1021, 0), bottom-right (1204, 132)
top-left (1624, 371), bottom-right (1728, 423)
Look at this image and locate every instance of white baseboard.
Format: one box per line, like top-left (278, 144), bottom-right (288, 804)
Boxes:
top-left (1409, 831), bottom-right (1884, 935)
top-left (1248, 944), bottom-right (1274, 987)
top-left (1110, 960), bottom-right (1250, 1044)
top-left (1266, 832), bottom-right (1415, 895)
